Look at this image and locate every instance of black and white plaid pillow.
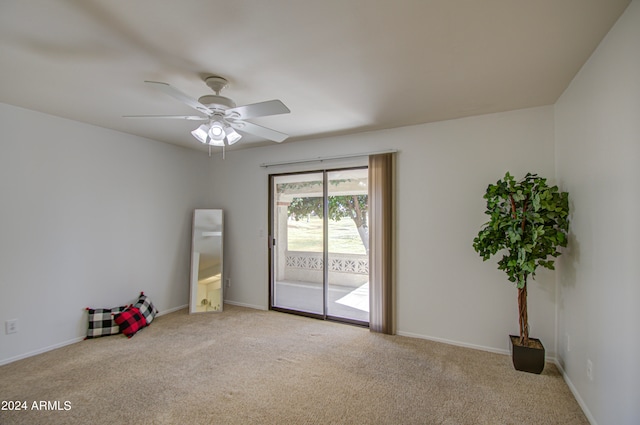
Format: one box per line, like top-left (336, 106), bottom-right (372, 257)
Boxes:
top-left (85, 306), bottom-right (127, 339)
top-left (134, 292), bottom-right (158, 325)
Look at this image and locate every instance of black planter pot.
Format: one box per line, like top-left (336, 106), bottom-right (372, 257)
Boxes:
top-left (509, 335), bottom-right (545, 374)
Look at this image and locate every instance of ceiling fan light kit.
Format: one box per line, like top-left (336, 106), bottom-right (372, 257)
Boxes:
top-left (125, 75), bottom-right (290, 151)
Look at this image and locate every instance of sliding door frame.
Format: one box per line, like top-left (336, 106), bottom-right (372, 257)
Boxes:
top-left (268, 166), bottom-right (369, 327)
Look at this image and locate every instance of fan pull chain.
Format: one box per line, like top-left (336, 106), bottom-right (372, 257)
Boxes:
top-left (222, 144), bottom-right (226, 160)
top-left (208, 145), bottom-right (212, 158)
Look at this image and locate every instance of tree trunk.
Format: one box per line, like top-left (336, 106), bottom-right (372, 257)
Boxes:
top-left (351, 195), bottom-right (369, 254)
top-left (517, 277), bottom-right (529, 344)
top-left (351, 196), bottom-right (364, 227)
top-left (356, 225), bottom-right (369, 254)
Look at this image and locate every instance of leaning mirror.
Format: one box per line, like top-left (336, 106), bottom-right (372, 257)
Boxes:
top-left (190, 209), bottom-right (223, 313)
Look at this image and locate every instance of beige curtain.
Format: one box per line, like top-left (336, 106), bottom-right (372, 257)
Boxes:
top-left (368, 153), bottom-right (395, 334)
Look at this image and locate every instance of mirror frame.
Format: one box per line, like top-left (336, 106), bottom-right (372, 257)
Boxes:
top-left (189, 209), bottom-right (224, 314)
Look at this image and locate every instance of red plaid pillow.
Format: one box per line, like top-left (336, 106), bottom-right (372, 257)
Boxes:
top-left (113, 307), bottom-right (146, 338)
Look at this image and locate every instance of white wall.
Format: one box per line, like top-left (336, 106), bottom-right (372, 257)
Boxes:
top-left (0, 103), bottom-right (215, 364)
top-left (554, 2), bottom-right (640, 424)
top-left (210, 105), bottom-right (557, 356)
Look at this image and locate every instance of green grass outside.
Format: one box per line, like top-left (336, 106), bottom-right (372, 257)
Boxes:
top-left (287, 215), bottom-right (366, 254)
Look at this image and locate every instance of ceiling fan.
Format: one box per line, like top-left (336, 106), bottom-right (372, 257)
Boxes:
top-left (125, 76), bottom-right (290, 149)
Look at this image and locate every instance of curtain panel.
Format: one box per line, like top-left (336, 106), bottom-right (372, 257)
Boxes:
top-left (368, 153), bottom-right (395, 334)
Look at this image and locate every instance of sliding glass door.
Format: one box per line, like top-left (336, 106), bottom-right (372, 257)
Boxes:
top-left (326, 169), bottom-right (369, 322)
top-left (270, 172), bottom-right (324, 315)
top-left (269, 168), bottom-right (369, 325)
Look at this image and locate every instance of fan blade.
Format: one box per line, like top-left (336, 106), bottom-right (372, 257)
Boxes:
top-left (231, 121), bottom-right (289, 143)
top-left (226, 99), bottom-right (290, 120)
top-left (123, 115), bottom-right (208, 120)
top-left (144, 81), bottom-right (213, 116)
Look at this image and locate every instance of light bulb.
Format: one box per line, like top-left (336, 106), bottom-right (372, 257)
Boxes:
top-left (208, 121), bottom-right (225, 141)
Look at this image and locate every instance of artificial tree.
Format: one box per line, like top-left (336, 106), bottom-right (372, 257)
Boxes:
top-left (473, 172), bottom-right (569, 345)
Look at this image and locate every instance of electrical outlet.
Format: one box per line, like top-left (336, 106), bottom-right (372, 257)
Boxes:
top-left (586, 359), bottom-right (593, 381)
top-left (225, 278), bottom-right (231, 288)
top-left (5, 319), bottom-right (18, 334)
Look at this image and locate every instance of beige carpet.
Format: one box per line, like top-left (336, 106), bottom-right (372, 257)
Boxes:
top-left (0, 305), bottom-right (587, 425)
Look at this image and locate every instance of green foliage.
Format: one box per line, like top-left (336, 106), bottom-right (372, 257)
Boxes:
top-left (279, 181), bottom-right (368, 226)
top-left (289, 195), bottom-right (368, 224)
top-left (472, 172), bottom-right (569, 289)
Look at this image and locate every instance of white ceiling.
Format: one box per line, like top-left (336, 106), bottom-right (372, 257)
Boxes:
top-left (0, 0), bottom-right (630, 152)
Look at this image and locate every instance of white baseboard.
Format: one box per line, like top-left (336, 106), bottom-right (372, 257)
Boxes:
top-left (552, 360), bottom-right (597, 425)
top-left (396, 331), bottom-right (562, 363)
top-left (224, 300), bottom-right (268, 311)
top-left (0, 336), bottom-right (85, 366)
top-left (157, 304), bottom-right (188, 316)
top-left (396, 330), bottom-right (511, 356)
